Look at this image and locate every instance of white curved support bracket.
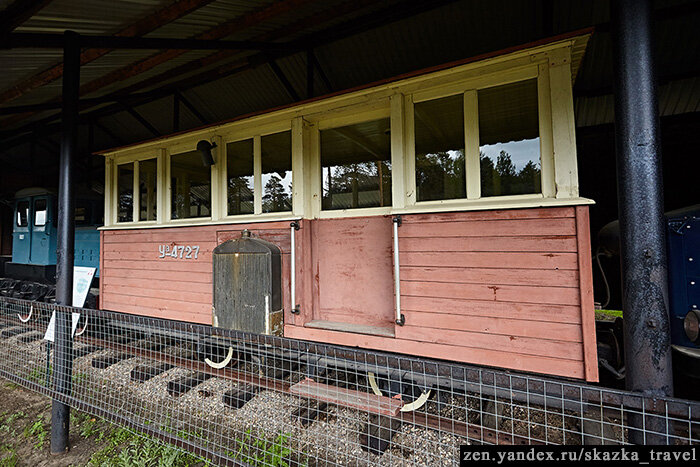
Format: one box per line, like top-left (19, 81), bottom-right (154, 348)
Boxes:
top-left (75, 315), bottom-right (88, 337)
top-left (368, 371), bottom-right (431, 413)
top-left (17, 304), bottom-right (33, 323)
top-left (399, 390), bottom-right (432, 413)
top-left (368, 372), bottom-right (383, 396)
top-left (205, 346), bottom-right (234, 369)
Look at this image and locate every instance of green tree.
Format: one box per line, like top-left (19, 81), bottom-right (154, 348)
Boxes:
top-left (262, 175), bottom-right (291, 212)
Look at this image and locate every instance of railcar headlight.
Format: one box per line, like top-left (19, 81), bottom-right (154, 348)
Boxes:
top-left (684, 310), bottom-right (700, 343)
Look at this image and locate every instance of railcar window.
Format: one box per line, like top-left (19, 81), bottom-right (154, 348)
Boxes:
top-left (478, 79), bottom-right (540, 197)
top-left (171, 150), bottom-right (212, 219)
top-left (414, 94), bottom-right (465, 202)
top-left (34, 199), bottom-right (47, 226)
top-left (139, 158), bottom-right (157, 221)
top-left (226, 138), bottom-right (254, 216)
top-left (16, 201), bottom-right (29, 227)
top-left (262, 131), bottom-right (292, 213)
top-left (321, 118), bottom-right (392, 210)
top-left (117, 163), bottom-right (134, 222)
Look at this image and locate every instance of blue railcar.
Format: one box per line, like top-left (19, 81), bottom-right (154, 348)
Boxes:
top-left (666, 205), bottom-right (700, 382)
top-left (6, 188), bottom-right (101, 284)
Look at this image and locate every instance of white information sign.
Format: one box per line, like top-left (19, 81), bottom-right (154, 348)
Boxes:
top-left (72, 266), bottom-right (96, 308)
top-left (44, 311), bottom-right (81, 342)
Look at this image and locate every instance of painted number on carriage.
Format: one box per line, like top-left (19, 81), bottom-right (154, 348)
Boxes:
top-left (158, 244), bottom-right (200, 260)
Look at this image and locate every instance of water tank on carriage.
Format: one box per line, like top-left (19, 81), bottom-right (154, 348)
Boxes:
top-left (212, 230), bottom-right (283, 335)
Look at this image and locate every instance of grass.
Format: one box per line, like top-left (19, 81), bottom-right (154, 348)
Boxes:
top-left (87, 427), bottom-right (208, 467)
top-left (231, 429), bottom-right (297, 467)
top-left (595, 309), bottom-right (623, 321)
top-left (0, 394), bottom-right (301, 466)
top-left (23, 417), bottom-right (48, 449)
top-left (0, 411), bottom-right (27, 466)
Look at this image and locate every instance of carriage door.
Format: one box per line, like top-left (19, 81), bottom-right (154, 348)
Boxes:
top-left (11, 198), bottom-right (31, 264)
top-left (30, 196), bottom-right (55, 266)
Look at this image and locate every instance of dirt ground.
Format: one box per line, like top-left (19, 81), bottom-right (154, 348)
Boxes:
top-left (0, 379), bottom-right (105, 466)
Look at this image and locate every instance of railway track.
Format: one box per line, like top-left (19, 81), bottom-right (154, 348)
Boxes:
top-left (1, 303), bottom-right (699, 457)
top-left (0, 311), bottom-right (532, 452)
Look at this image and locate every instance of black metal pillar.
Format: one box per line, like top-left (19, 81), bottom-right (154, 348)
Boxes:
top-left (50, 30), bottom-right (80, 455)
top-left (611, 0), bottom-right (673, 441)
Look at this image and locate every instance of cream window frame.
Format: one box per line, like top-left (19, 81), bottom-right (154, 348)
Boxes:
top-left (407, 64), bottom-right (549, 209)
top-left (166, 138), bottom-right (217, 224)
top-left (106, 152), bottom-right (162, 227)
top-left (101, 36), bottom-right (591, 229)
top-left (219, 120), bottom-right (294, 221)
top-left (310, 104), bottom-right (393, 219)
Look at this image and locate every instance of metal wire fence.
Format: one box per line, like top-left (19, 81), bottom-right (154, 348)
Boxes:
top-left (0, 296), bottom-right (698, 466)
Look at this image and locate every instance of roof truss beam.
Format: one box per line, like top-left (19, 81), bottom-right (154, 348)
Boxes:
top-left (0, 0), bottom-right (215, 106)
top-left (0, 0), bottom-right (53, 35)
top-left (0, 0), bottom-right (459, 149)
top-left (0, 33), bottom-right (294, 53)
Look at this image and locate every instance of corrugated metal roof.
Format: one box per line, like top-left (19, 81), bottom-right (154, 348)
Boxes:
top-left (0, 0), bottom-right (697, 167)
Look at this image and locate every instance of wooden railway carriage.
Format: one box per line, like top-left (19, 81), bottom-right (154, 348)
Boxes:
top-left (99, 33), bottom-right (599, 382)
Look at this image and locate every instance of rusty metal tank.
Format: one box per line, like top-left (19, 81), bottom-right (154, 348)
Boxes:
top-left (212, 230), bottom-right (282, 335)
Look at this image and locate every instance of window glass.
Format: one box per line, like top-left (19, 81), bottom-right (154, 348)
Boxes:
top-left (170, 150), bottom-right (211, 219)
top-left (262, 131), bottom-right (292, 213)
top-left (139, 158), bottom-right (158, 221)
top-left (75, 206), bottom-right (89, 225)
top-left (414, 94), bottom-right (465, 201)
top-left (16, 201), bottom-right (29, 227)
top-left (226, 139), bottom-right (254, 216)
top-left (34, 199), bottom-right (47, 226)
top-left (479, 79), bottom-right (541, 197)
top-left (321, 118), bottom-right (392, 210)
top-left (117, 163), bottom-right (134, 222)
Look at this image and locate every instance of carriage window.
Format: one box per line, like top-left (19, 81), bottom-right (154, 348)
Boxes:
top-left (321, 118), bottom-right (392, 210)
top-left (75, 206), bottom-right (89, 225)
top-left (170, 150), bottom-right (211, 219)
top-left (262, 131), bottom-right (292, 213)
top-left (414, 94), bottom-right (465, 202)
top-left (117, 163), bottom-right (134, 222)
top-left (16, 201), bottom-right (29, 227)
top-left (34, 199), bottom-right (47, 226)
top-left (226, 138), bottom-right (254, 216)
top-left (139, 158), bottom-right (157, 221)
top-left (478, 79), bottom-right (540, 197)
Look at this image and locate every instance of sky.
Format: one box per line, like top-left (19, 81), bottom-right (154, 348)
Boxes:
top-left (480, 137), bottom-right (541, 171)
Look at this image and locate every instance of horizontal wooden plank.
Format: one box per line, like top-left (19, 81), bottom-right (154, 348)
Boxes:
top-left (401, 280), bottom-right (580, 306)
top-left (395, 325), bottom-right (582, 360)
top-left (401, 251), bottom-right (578, 270)
top-left (103, 230), bottom-right (217, 244)
top-left (101, 300), bottom-right (210, 325)
top-left (102, 276), bottom-right (212, 294)
top-left (315, 310), bottom-right (395, 329)
top-left (103, 284), bottom-right (211, 305)
top-left (104, 259), bottom-right (212, 273)
top-left (290, 379), bottom-right (403, 416)
top-left (101, 242), bottom-right (215, 253)
top-left (400, 296), bottom-right (582, 324)
top-left (399, 218), bottom-right (576, 238)
top-left (403, 207), bottom-right (575, 223)
top-left (399, 236), bottom-right (577, 253)
top-left (284, 325), bottom-right (585, 380)
top-left (400, 266), bottom-right (579, 288)
top-left (402, 311), bottom-right (583, 342)
top-left (102, 268), bottom-right (212, 284)
top-left (103, 250), bottom-right (213, 262)
top-left (102, 293), bottom-right (210, 316)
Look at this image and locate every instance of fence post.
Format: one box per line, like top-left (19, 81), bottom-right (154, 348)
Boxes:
top-left (50, 30), bottom-right (80, 455)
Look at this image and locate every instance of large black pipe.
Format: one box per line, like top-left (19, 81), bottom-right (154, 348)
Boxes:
top-left (50, 30), bottom-right (80, 455)
top-left (611, 0), bottom-right (673, 440)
